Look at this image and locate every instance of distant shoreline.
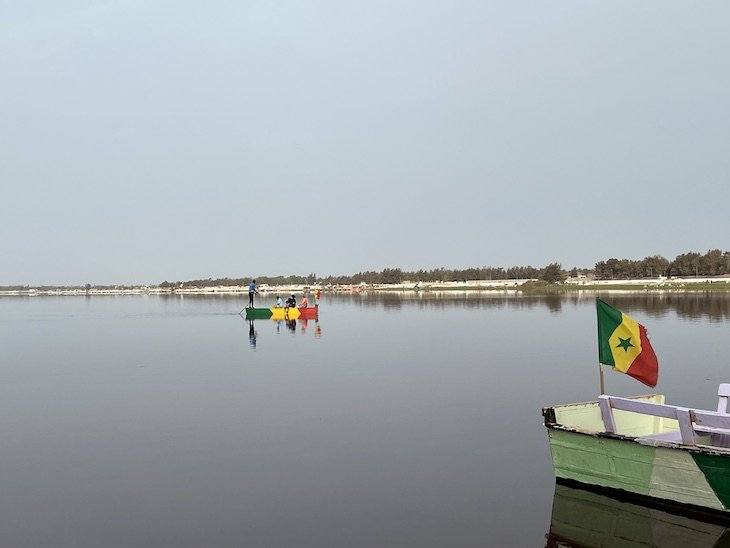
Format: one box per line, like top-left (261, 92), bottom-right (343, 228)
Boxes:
top-left (2, 276), bottom-right (730, 297)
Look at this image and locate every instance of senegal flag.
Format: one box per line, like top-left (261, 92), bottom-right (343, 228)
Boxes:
top-left (597, 299), bottom-right (659, 388)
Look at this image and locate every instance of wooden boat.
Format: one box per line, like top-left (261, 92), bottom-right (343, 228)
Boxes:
top-left (245, 306), bottom-right (318, 321)
top-left (543, 384), bottom-right (730, 520)
top-left (547, 482), bottom-right (730, 547)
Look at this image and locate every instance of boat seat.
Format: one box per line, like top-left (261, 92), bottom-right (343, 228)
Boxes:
top-left (708, 433), bottom-right (730, 448)
top-left (640, 431), bottom-right (683, 442)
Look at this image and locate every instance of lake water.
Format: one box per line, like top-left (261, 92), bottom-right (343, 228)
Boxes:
top-left (2, 292), bottom-right (730, 547)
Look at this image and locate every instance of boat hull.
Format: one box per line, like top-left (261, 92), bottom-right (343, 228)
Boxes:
top-left (245, 306), bottom-right (318, 320)
top-left (544, 397), bottom-right (730, 516)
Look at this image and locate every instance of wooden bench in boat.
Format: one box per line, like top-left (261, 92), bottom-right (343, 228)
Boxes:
top-left (599, 384), bottom-right (730, 447)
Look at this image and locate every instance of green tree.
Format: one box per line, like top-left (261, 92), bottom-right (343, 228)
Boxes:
top-left (540, 263), bottom-right (565, 283)
top-left (640, 255), bottom-right (669, 277)
top-left (381, 268), bottom-right (404, 284)
top-left (701, 249), bottom-right (725, 276)
top-left (671, 252), bottom-right (701, 276)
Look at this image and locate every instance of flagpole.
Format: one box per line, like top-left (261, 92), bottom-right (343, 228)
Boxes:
top-left (599, 363), bottom-right (605, 395)
top-left (596, 297), bottom-right (606, 396)
top-left (597, 298), bottom-right (605, 395)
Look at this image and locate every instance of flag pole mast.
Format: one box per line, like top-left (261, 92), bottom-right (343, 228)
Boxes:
top-left (599, 363), bottom-right (605, 395)
top-left (597, 298), bottom-right (605, 395)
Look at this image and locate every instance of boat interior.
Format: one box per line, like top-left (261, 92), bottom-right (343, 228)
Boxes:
top-left (544, 384), bottom-right (730, 450)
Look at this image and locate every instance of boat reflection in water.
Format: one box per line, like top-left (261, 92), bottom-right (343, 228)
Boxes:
top-left (276, 318), bottom-right (320, 335)
top-left (245, 317), bottom-right (322, 349)
top-left (546, 482), bottom-right (730, 547)
top-left (248, 319), bottom-right (257, 350)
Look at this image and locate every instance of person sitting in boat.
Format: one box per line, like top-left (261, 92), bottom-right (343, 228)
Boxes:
top-left (299, 294), bottom-right (308, 308)
top-left (285, 294), bottom-right (296, 308)
top-left (275, 295), bottom-right (283, 308)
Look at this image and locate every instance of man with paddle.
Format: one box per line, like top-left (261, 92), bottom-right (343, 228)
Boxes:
top-left (247, 279), bottom-right (258, 308)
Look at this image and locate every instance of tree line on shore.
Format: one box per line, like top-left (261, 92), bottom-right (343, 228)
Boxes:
top-left (158, 264), bottom-right (562, 288)
top-left (3, 249), bottom-right (728, 291)
top-left (158, 249), bottom-right (730, 288)
top-left (594, 250), bottom-right (730, 279)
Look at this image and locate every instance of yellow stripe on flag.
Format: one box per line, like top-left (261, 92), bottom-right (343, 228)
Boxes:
top-left (608, 313), bottom-right (643, 373)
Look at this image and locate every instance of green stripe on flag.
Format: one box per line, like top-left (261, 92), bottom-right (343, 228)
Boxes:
top-left (597, 299), bottom-right (623, 366)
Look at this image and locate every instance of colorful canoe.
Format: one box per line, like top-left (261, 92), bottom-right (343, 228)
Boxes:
top-left (245, 306), bottom-right (319, 321)
top-left (543, 384), bottom-right (730, 520)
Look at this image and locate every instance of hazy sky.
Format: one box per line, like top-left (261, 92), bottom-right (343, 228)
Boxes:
top-left (2, 1), bottom-right (729, 285)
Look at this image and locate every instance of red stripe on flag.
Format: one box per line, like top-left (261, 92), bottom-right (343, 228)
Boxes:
top-left (625, 324), bottom-right (658, 388)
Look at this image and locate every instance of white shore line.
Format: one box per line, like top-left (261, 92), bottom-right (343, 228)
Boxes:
top-left (1, 276), bottom-right (729, 297)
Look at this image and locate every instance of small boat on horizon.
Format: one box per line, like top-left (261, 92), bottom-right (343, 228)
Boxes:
top-left (244, 306), bottom-right (319, 321)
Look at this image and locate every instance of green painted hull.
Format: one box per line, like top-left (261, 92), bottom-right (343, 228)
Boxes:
top-left (245, 308), bottom-right (275, 319)
top-left (544, 398), bottom-right (730, 515)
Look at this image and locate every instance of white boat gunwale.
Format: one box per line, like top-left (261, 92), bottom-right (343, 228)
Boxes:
top-left (543, 383), bottom-right (730, 454)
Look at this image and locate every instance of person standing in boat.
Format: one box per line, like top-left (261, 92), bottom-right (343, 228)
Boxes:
top-left (299, 294), bottom-right (309, 308)
top-left (247, 279), bottom-right (258, 308)
top-left (285, 294), bottom-right (296, 308)
top-left (275, 295), bottom-right (283, 308)
top-left (314, 288), bottom-right (321, 306)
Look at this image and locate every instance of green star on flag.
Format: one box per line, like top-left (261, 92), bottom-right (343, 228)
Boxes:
top-left (616, 337), bottom-right (634, 351)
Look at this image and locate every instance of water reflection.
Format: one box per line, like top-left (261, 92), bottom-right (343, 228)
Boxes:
top-left (2, 293), bottom-right (728, 545)
top-left (546, 483), bottom-right (730, 547)
top-left (245, 317), bottom-right (322, 348)
top-left (247, 320), bottom-right (257, 350)
top-left (330, 291), bottom-right (730, 321)
top-left (146, 291), bottom-right (730, 321)
top-left (599, 293), bottom-right (730, 322)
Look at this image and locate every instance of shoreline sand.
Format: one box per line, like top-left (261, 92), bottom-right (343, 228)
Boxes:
top-left (2, 276), bottom-right (730, 297)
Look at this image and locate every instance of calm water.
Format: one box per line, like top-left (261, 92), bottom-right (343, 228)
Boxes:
top-left (1, 292), bottom-right (730, 547)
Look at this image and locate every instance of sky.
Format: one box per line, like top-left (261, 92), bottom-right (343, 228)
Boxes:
top-left (2, 1), bottom-right (729, 285)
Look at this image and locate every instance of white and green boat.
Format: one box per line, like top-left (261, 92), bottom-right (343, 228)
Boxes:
top-left (543, 385), bottom-right (730, 520)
